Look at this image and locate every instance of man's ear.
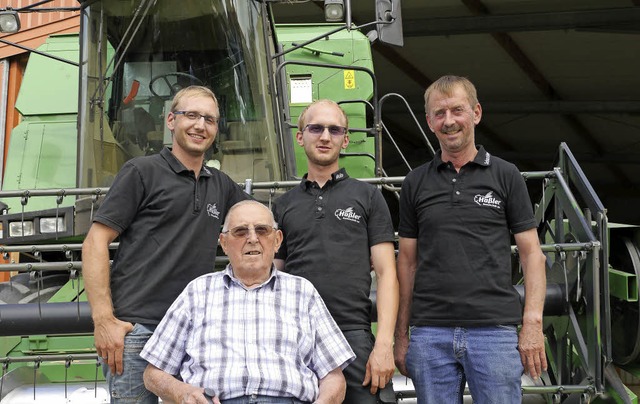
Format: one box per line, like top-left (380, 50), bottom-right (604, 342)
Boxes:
top-left (274, 229), bottom-right (283, 252)
top-left (342, 134), bottom-right (349, 149)
top-left (296, 131), bottom-right (304, 147)
top-left (219, 234), bottom-right (228, 255)
top-left (166, 111), bottom-right (176, 132)
top-left (426, 113), bottom-right (434, 133)
top-left (473, 102), bottom-right (482, 125)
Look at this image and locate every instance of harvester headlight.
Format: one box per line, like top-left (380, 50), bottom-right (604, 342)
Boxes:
top-left (40, 217), bottom-right (66, 233)
top-left (324, 0), bottom-right (344, 22)
top-left (9, 221), bottom-right (34, 237)
top-left (0, 10), bottom-right (21, 34)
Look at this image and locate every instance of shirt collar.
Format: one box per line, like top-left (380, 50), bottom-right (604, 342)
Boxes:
top-left (160, 147), bottom-right (212, 177)
top-left (300, 167), bottom-right (349, 190)
top-left (434, 145), bottom-right (491, 170)
top-left (473, 145), bottom-right (491, 166)
top-left (222, 264), bottom-right (279, 291)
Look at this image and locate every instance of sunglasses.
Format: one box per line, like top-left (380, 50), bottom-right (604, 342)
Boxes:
top-left (222, 224), bottom-right (276, 238)
top-left (303, 124), bottom-right (348, 137)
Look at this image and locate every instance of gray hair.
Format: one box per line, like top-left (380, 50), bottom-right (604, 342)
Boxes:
top-left (221, 200), bottom-right (278, 232)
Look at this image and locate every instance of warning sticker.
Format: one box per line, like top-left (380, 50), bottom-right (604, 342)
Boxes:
top-left (344, 70), bottom-right (355, 89)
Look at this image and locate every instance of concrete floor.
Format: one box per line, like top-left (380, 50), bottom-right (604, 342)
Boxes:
top-left (392, 374), bottom-right (547, 403)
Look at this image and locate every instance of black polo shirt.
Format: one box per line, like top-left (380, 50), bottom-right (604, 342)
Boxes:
top-left (273, 168), bottom-right (394, 330)
top-left (398, 146), bottom-right (536, 327)
top-left (94, 147), bottom-right (248, 325)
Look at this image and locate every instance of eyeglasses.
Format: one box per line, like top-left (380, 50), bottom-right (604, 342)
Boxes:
top-left (173, 110), bottom-right (219, 125)
top-left (303, 124), bottom-right (347, 137)
top-left (222, 224), bottom-right (277, 238)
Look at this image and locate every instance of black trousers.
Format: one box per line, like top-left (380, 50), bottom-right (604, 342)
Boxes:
top-left (342, 329), bottom-right (396, 404)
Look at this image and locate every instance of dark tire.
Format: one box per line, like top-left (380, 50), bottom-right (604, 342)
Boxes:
top-left (0, 272), bottom-right (69, 304)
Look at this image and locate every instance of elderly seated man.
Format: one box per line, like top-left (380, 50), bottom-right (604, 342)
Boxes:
top-left (140, 200), bottom-right (355, 404)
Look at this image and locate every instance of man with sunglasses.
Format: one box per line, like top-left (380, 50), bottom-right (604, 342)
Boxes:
top-left (272, 100), bottom-right (399, 403)
top-left (83, 86), bottom-right (248, 403)
top-left (141, 200), bottom-right (355, 404)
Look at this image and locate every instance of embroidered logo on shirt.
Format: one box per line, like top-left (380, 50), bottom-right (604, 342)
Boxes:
top-left (207, 203), bottom-right (221, 218)
top-left (473, 191), bottom-right (502, 209)
top-left (334, 206), bottom-right (362, 223)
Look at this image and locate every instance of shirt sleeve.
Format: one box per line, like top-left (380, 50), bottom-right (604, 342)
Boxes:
top-left (505, 164), bottom-right (537, 234)
top-left (140, 283), bottom-right (194, 375)
top-left (367, 187), bottom-right (395, 247)
top-left (398, 170), bottom-right (419, 239)
top-left (93, 162), bottom-right (145, 233)
top-left (226, 175), bottom-right (252, 205)
top-left (272, 198), bottom-right (288, 260)
top-left (307, 286), bottom-right (355, 379)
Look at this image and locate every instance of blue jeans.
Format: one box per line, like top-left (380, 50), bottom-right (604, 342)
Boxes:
top-left (406, 325), bottom-right (523, 404)
top-left (220, 395), bottom-right (308, 403)
top-left (102, 323), bottom-right (158, 403)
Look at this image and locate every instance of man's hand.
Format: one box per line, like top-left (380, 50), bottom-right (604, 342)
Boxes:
top-left (393, 334), bottom-right (409, 377)
top-left (94, 317), bottom-right (134, 375)
top-left (177, 386), bottom-right (220, 404)
top-left (144, 364), bottom-right (220, 404)
top-left (518, 322), bottom-right (547, 379)
top-left (363, 343), bottom-right (395, 394)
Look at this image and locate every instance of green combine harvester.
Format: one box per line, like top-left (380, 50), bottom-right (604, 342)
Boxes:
top-left (0, 1), bottom-right (638, 403)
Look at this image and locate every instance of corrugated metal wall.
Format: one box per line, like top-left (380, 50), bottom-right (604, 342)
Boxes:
top-left (0, 0), bottom-right (80, 59)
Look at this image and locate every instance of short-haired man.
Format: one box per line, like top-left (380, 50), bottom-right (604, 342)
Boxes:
top-left (141, 200), bottom-right (355, 404)
top-left (82, 86), bottom-right (248, 403)
top-left (273, 100), bottom-right (399, 403)
top-left (393, 75), bottom-right (547, 403)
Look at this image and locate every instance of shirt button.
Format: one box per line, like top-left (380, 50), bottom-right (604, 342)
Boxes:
top-left (317, 207), bottom-right (322, 211)
top-left (455, 191), bottom-right (460, 195)
top-left (452, 178), bottom-right (457, 183)
top-left (319, 196), bottom-right (323, 200)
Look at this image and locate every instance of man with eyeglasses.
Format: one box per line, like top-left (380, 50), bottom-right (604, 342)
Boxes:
top-left (272, 100), bottom-right (399, 403)
top-left (141, 200), bottom-right (355, 404)
top-left (83, 86), bottom-right (248, 403)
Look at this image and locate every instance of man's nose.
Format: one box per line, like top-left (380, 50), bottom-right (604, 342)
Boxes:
top-left (246, 228), bottom-right (260, 242)
top-left (443, 110), bottom-right (455, 125)
top-left (318, 127), bottom-right (332, 140)
top-left (193, 115), bottom-right (206, 129)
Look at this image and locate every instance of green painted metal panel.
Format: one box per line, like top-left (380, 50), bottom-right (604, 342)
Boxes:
top-left (49, 278), bottom-right (86, 303)
top-left (4, 336), bottom-right (100, 382)
top-left (275, 24), bottom-right (375, 178)
top-left (2, 120), bottom-right (77, 213)
top-left (610, 267), bottom-right (639, 302)
top-left (15, 34), bottom-right (79, 116)
top-left (1, 34), bottom-right (79, 214)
